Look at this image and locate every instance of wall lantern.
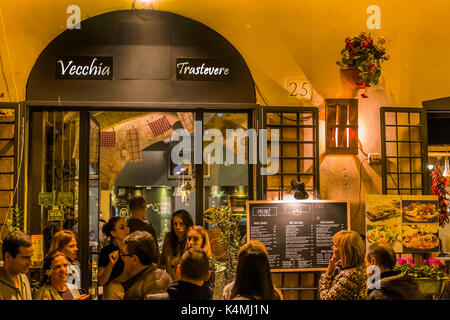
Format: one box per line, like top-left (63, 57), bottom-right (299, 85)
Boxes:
top-left (325, 99), bottom-right (358, 155)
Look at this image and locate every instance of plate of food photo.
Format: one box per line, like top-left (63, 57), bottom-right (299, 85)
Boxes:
top-left (366, 224), bottom-right (401, 245)
top-left (402, 201), bottom-right (439, 223)
top-left (366, 205), bottom-right (401, 222)
top-left (402, 224), bottom-right (440, 252)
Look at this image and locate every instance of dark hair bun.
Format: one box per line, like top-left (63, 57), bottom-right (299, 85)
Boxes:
top-left (102, 216), bottom-right (123, 238)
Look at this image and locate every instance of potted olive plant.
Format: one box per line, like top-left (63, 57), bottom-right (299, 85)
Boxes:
top-left (203, 204), bottom-right (245, 285)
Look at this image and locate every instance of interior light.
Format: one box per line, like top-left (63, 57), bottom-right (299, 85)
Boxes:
top-left (132, 0), bottom-right (155, 9)
top-left (427, 164), bottom-right (435, 171)
top-left (443, 157), bottom-right (450, 178)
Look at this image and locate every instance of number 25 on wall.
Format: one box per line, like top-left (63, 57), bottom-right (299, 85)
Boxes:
top-left (285, 78), bottom-right (312, 101)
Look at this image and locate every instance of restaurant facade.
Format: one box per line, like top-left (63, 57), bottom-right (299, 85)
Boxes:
top-left (0, 0), bottom-right (449, 299)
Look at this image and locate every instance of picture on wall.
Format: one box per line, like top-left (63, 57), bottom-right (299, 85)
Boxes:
top-left (366, 194), bottom-right (440, 253)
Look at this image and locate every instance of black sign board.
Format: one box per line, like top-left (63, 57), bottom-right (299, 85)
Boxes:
top-left (176, 58), bottom-right (231, 81)
top-left (247, 200), bottom-right (350, 271)
top-left (56, 56), bottom-right (113, 80)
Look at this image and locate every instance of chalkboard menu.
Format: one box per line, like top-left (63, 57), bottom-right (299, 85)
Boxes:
top-left (247, 200), bottom-right (350, 271)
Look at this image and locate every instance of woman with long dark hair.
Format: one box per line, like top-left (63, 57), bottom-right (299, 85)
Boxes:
top-left (159, 210), bottom-right (194, 280)
top-left (222, 241), bottom-right (283, 300)
top-left (98, 216), bottom-right (130, 286)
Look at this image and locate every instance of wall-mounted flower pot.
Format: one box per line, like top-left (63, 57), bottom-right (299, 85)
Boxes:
top-left (339, 66), bottom-right (365, 97)
top-left (413, 277), bottom-right (448, 299)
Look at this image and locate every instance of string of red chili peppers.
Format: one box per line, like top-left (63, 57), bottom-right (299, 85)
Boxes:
top-left (431, 165), bottom-right (450, 227)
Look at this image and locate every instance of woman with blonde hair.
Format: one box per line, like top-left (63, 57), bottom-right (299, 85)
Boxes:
top-left (184, 226), bottom-right (215, 299)
top-left (319, 230), bottom-right (367, 300)
top-left (184, 226), bottom-right (213, 257)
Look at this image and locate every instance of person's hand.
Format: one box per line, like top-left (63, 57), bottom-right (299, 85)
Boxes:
top-left (109, 250), bottom-right (119, 265)
top-left (74, 294), bottom-right (90, 300)
top-left (327, 253), bottom-right (339, 275)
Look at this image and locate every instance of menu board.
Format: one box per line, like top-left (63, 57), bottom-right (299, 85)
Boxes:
top-left (247, 200), bottom-right (350, 272)
top-left (365, 195), bottom-right (440, 253)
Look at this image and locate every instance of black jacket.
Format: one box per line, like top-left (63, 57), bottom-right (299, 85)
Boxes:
top-left (367, 271), bottom-right (424, 300)
top-left (127, 218), bottom-right (160, 263)
top-left (167, 280), bottom-right (211, 300)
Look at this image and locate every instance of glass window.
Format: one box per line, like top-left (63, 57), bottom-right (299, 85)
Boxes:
top-left (203, 112), bottom-right (250, 232)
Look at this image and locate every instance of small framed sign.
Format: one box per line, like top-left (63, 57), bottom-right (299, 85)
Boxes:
top-left (58, 192), bottom-right (74, 206)
top-left (31, 235), bottom-right (44, 265)
top-left (38, 193), bottom-right (53, 207)
top-left (176, 58), bottom-right (231, 81)
top-left (48, 207), bottom-right (64, 221)
top-left (56, 56), bottom-right (113, 80)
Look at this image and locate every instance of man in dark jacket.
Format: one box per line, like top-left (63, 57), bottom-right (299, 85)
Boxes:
top-left (366, 243), bottom-right (424, 300)
top-left (128, 196), bottom-right (159, 263)
top-left (167, 247), bottom-right (211, 300)
top-left (121, 231), bottom-right (171, 300)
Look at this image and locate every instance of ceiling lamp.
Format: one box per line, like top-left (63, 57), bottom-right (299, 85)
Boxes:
top-left (132, 0), bottom-right (155, 10)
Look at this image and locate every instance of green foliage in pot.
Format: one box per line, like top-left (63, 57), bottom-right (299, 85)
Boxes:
top-left (204, 205), bottom-right (245, 284)
top-left (6, 204), bottom-right (24, 232)
top-left (337, 32), bottom-right (390, 87)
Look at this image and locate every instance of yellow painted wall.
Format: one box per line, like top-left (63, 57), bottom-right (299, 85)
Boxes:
top-left (1, 0), bottom-right (449, 106)
top-left (1, 0), bottom-right (449, 234)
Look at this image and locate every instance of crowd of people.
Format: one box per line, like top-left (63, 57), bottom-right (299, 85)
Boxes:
top-left (0, 196), bottom-right (427, 300)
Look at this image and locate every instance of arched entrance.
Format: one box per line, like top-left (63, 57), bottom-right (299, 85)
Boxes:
top-left (26, 10), bottom-right (256, 295)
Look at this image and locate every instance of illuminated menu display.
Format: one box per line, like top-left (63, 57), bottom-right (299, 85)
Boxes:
top-left (247, 201), bottom-right (349, 271)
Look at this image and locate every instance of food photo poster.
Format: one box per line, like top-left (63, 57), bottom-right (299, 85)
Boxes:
top-left (366, 194), bottom-right (441, 253)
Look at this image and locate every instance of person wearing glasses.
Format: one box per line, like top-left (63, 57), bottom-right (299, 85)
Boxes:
top-left (98, 216), bottom-right (130, 287)
top-left (33, 251), bottom-right (89, 300)
top-left (120, 231), bottom-right (171, 300)
top-left (0, 231), bottom-right (33, 300)
top-left (128, 197), bottom-right (159, 263)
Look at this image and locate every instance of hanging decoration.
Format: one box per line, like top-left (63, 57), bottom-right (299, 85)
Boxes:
top-left (177, 112), bottom-right (194, 134)
top-left (100, 130), bottom-right (116, 148)
top-left (148, 115), bottom-right (173, 137)
top-left (126, 128), bottom-right (142, 162)
top-left (431, 165), bottom-right (450, 227)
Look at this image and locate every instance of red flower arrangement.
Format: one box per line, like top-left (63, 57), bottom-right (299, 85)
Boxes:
top-left (337, 32), bottom-right (390, 98)
top-left (394, 257), bottom-right (447, 280)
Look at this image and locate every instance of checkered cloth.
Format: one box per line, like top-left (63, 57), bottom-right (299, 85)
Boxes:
top-left (100, 131), bottom-right (116, 148)
top-left (177, 112), bottom-right (194, 134)
top-left (126, 128), bottom-right (142, 162)
top-left (148, 116), bottom-right (172, 137)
